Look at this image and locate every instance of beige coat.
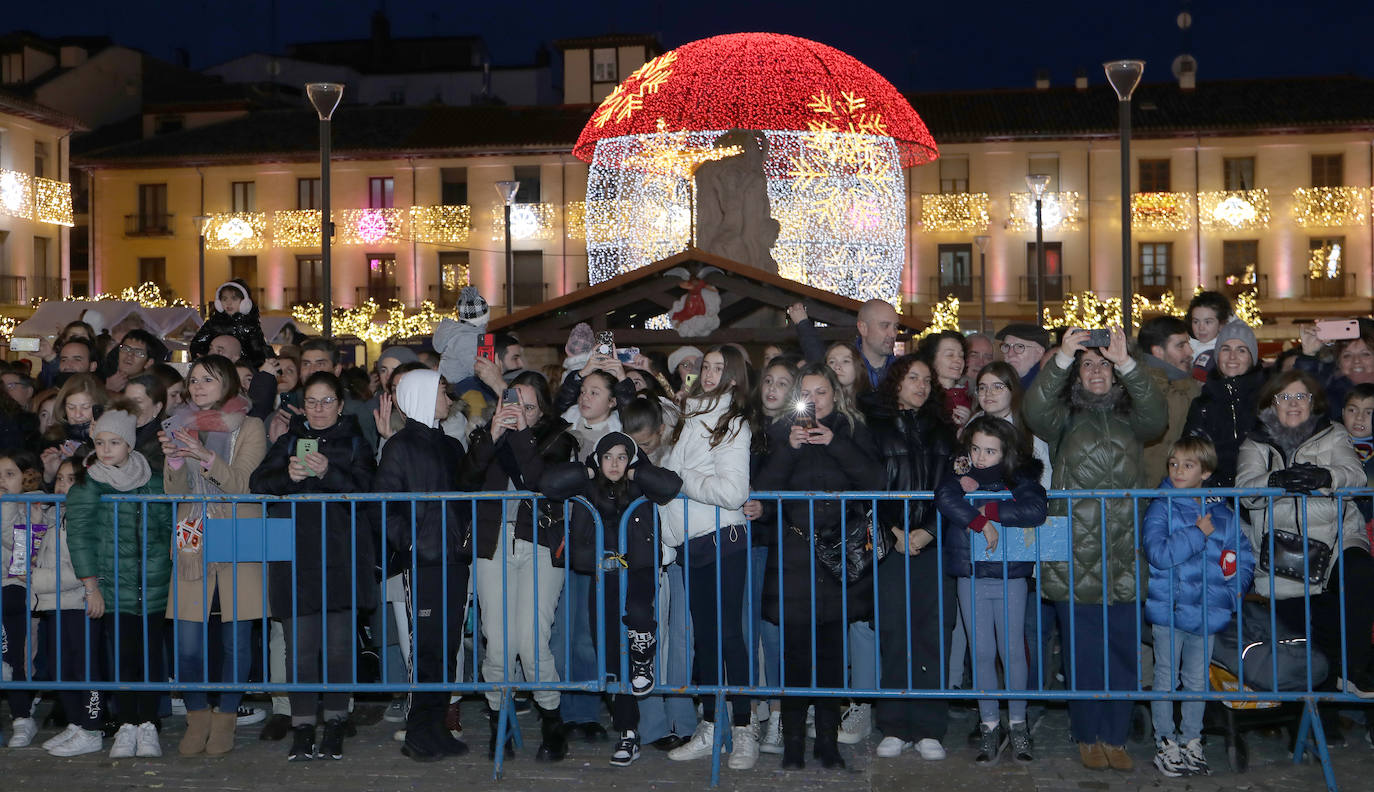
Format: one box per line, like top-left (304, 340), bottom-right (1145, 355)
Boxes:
top-left (164, 416), bottom-right (269, 622)
top-left (1141, 360), bottom-right (1200, 489)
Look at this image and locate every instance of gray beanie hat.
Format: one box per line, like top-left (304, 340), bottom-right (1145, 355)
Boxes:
top-left (1214, 319), bottom-right (1258, 367)
top-left (379, 346), bottom-right (419, 366)
top-left (92, 409), bottom-right (137, 449)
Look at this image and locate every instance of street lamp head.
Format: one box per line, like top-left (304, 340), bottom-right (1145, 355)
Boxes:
top-left (1025, 174), bottom-right (1051, 199)
top-left (973, 235), bottom-right (990, 252)
top-left (306, 83), bottom-right (344, 120)
top-left (495, 180), bottom-right (520, 205)
top-left (1103, 60), bottom-right (1145, 101)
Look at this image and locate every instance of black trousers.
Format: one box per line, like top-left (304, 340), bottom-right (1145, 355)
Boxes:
top-left (687, 539), bottom-right (752, 727)
top-left (875, 551), bottom-right (956, 742)
top-left (40, 609), bottom-right (102, 729)
top-left (1274, 549), bottom-right (1374, 685)
top-left (102, 611), bottom-right (166, 725)
top-left (589, 565), bottom-right (656, 732)
top-left (405, 563), bottom-right (469, 730)
top-left (1, 585), bottom-right (35, 717)
top-left (779, 616), bottom-right (846, 737)
top-left (282, 610), bottom-right (354, 722)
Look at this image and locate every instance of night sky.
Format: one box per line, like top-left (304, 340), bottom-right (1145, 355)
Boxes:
top-left (7, 0), bottom-right (1372, 93)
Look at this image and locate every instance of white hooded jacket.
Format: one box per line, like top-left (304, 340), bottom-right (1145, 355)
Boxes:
top-left (657, 392), bottom-right (751, 561)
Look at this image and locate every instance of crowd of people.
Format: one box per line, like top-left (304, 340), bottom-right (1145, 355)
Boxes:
top-left (1, 280), bottom-right (1372, 778)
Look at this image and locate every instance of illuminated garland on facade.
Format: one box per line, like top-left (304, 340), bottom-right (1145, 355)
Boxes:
top-left (565, 201), bottom-right (587, 241)
top-left (491, 203), bottom-right (558, 242)
top-left (291, 299), bottom-right (465, 344)
top-left (1308, 240), bottom-right (1342, 280)
top-left (920, 193), bottom-right (989, 232)
top-left (409, 205), bottom-right (471, 245)
top-left (34, 177), bottom-right (74, 226)
top-left (1006, 192), bottom-right (1082, 232)
top-left (204, 212), bottom-right (267, 251)
top-left (273, 210), bottom-right (323, 247)
top-left (1292, 187), bottom-right (1367, 228)
top-left (0, 169), bottom-right (34, 220)
top-left (336, 208), bottom-right (406, 245)
top-left (1131, 192), bottom-right (1193, 231)
top-left (1198, 189), bottom-right (1269, 231)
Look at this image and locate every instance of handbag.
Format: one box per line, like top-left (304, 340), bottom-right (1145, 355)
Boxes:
top-left (1258, 527), bottom-right (1333, 586)
top-left (1212, 599), bottom-right (1329, 692)
top-left (815, 507), bottom-right (891, 584)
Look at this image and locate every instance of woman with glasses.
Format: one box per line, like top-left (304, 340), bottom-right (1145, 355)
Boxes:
top-left (250, 371), bottom-right (376, 761)
top-left (973, 362), bottom-right (1052, 487)
top-left (1235, 370), bottom-right (1374, 722)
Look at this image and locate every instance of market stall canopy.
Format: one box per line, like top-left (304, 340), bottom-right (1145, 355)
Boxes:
top-left (260, 316), bottom-right (320, 346)
top-left (15, 301), bottom-right (203, 342)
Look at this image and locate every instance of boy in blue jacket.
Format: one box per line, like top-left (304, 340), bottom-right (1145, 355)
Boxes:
top-left (1144, 436), bottom-right (1254, 778)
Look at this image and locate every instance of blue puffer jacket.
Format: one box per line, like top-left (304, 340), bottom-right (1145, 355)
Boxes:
top-left (1143, 479), bottom-right (1256, 635)
top-left (934, 459), bottom-right (1047, 579)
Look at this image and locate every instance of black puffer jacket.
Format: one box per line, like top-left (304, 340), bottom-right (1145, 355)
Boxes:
top-left (251, 413), bottom-right (378, 615)
top-left (374, 418), bottom-right (471, 567)
top-left (754, 411), bottom-right (883, 624)
top-left (540, 453), bottom-right (682, 574)
top-left (457, 414), bottom-right (577, 560)
top-left (865, 402), bottom-right (957, 535)
top-left (1182, 365), bottom-right (1266, 486)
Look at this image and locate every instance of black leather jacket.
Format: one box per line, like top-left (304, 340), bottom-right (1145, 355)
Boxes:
top-left (865, 402), bottom-right (956, 535)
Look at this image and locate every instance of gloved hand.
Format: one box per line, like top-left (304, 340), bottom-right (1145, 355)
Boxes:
top-left (1268, 463), bottom-right (1333, 493)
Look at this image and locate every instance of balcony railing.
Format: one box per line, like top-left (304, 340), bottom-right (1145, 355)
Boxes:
top-left (927, 275), bottom-right (978, 302)
top-left (1134, 275), bottom-right (1182, 300)
top-left (1305, 272), bottom-right (1355, 300)
top-left (427, 284), bottom-right (459, 308)
top-left (285, 286), bottom-right (327, 305)
top-left (0, 275), bottom-right (62, 305)
top-left (1214, 273), bottom-right (1270, 300)
top-left (1018, 274), bottom-right (1069, 303)
top-left (125, 213), bottom-right (174, 237)
top-left (355, 285), bottom-right (400, 305)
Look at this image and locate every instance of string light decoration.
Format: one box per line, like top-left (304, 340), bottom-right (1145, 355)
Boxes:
top-left (273, 210), bottom-right (323, 247)
top-left (565, 201), bottom-right (587, 241)
top-left (1042, 291), bottom-right (1186, 329)
top-left (0, 315), bottom-right (17, 342)
top-left (1006, 191), bottom-right (1082, 231)
top-left (1234, 288), bottom-right (1262, 327)
top-left (920, 193), bottom-right (989, 232)
top-left (490, 203), bottom-right (557, 242)
top-left (0, 169), bottom-right (34, 220)
top-left (409, 205), bottom-right (471, 245)
top-left (203, 212), bottom-right (266, 251)
top-left (914, 295), bottom-right (960, 341)
top-left (591, 51), bottom-right (679, 129)
top-left (291, 299), bottom-right (465, 345)
top-left (1309, 240), bottom-right (1342, 280)
top-left (1293, 187), bottom-right (1367, 228)
top-left (31, 281), bottom-right (192, 309)
top-left (33, 177), bottom-right (73, 226)
top-left (1198, 190), bottom-right (1270, 231)
top-left (1131, 192), bottom-right (1193, 231)
top-left (336, 208), bottom-right (406, 245)
top-left (1225, 264), bottom-right (1257, 288)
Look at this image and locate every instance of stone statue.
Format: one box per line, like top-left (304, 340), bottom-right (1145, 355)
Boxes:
top-left (694, 129), bottom-right (780, 273)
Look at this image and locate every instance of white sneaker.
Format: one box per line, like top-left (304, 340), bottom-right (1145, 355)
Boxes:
top-left (42, 724), bottom-right (82, 751)
top-left (727, 724), bottom-right (759, 770)
top-left (236, 705), bottom-right (267, 726)
top-left (876, 736), bottom-right (912, 757)
top-left (668, 721), bottom-right (715, 761)
top-left (48, 727), bottom-right (102, 757)
top-left (7, 717), bottom-right (37, 748)
top-left (805, 705), bottom-right (815, 738)
top-left (170, 697), bottom-right (187, 716)
top-left (759, 711), bottom-right (783, 755)
top-left (135, 722), bottom-right (162, 757)
top-left (915, 738), bottom-right (946, 760)
top-left (109, 723), bottom-right (138, 758)
top-left (384, 697), bottom-right (407, 723)
top-left (838, 703), bottom-right (872, 745)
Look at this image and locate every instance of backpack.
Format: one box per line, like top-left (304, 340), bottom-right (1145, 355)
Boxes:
top-left (1212, 599), bottom-right (1329, 692)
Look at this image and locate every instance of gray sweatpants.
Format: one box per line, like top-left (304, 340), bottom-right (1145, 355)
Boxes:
top-left (957, 576), bottom-right (1028, 725)
top-left (282, 610), bottom-right (354, 725)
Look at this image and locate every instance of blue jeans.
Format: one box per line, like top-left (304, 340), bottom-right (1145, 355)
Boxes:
top-left (176, 618), bottom-right (252, 713)
top-left (1150, 624), bottom-right (1214, 743)
top-left (958, 577), bottom-right (1029, 724)
top-left (551, 570), bottom-right (601, 724)
top-left (748, 546), bottom-right (782, 689)
top-left (637, 565), bottom-right (698, 741)
top-left (1054, 601), bottom-right (1137, 746)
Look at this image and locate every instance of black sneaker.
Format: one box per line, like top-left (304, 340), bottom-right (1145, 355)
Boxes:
top-left (1008, 721), bottom-right (1033, 763)
top-left (975, 723), bottom-right (1005, 765)
top-left (610, 730), bottom-right (640, 767)
top-left (319, 718), bottom-right (345, 760)
top-left (288, 725), bottom-right (316, 761)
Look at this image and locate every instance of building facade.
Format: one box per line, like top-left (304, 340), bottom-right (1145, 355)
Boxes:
top-left (0, 89), bottom-right (78, 308)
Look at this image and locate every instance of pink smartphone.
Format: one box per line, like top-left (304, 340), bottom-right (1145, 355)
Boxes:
top-left (1316, 319), bottom-right (1360, 342)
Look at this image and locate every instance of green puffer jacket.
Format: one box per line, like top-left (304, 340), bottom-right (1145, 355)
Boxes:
top-left (65, 474), bottom-right (174, 615)
top-left (1024, 355), bottom-right (1167, 605)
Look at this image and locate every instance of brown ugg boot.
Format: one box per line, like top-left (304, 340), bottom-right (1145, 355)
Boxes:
top-left (205, 710), bottom-right (238, 755)
top-left (179, 709), bottom-right (213, 755)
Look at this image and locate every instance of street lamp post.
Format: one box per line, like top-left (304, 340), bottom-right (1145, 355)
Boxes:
top-left (1026, 174), bottom-right (1051, 325)
top-left (192, 215), bottom-right (209, 318)
top-left (495, 180), bottom-right (520, 314)
top-left (306, 83), bottom-right (344, 337)
top-left (1105, 59), bottom-right (1145, 334)
top-left (973, 234), bottom-right (990, 333)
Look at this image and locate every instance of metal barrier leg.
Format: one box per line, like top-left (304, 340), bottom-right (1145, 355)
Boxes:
top-left (1293, 698), bottom-right (1340, 792)
top-left (492, 688), bottom-right (514, 781)
top-left (709, 690), bottom-right (727, 787)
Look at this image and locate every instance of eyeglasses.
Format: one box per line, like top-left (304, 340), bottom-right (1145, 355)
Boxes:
top-left (1275, 392), bottom-right (1313, 402)
top-left (1000, 343), bottom-right (1031, 356)
top-left (118, 344), bottom-right (149, 359)
top-left (304, 397), bottom-right (340, 409)
top-left (975, 382), bottom-right (1008, 394)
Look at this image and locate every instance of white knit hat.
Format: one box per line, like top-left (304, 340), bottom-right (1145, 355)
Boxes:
top-left (92, 409), bottom-right (137, 449)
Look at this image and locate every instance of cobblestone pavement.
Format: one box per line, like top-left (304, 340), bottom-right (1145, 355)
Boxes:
top-left (3, 698), bottom-right (1372, 791)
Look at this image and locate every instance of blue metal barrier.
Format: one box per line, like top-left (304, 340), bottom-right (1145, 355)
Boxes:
top-left (2, 486), bottom-right (1370, 790)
